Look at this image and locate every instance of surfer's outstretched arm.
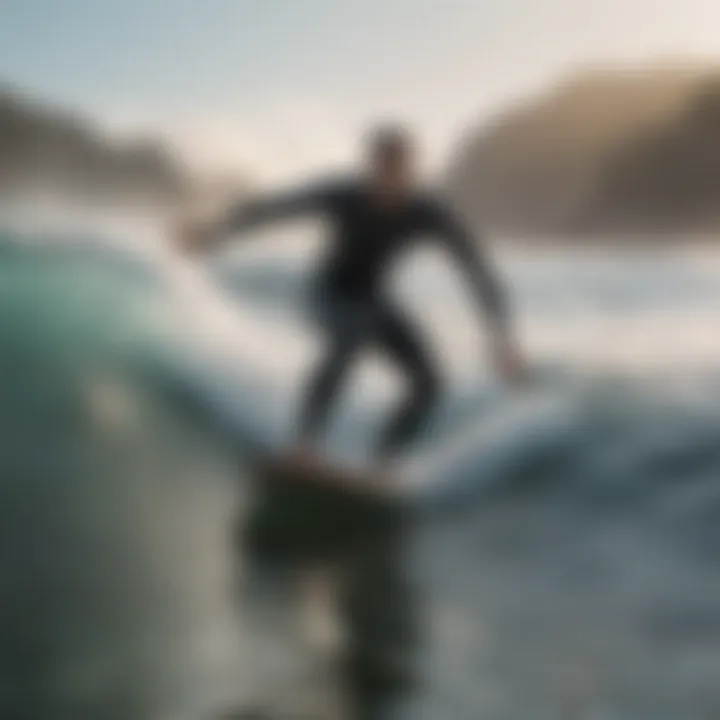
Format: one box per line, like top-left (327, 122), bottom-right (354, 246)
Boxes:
top-left (221, 180), bottom-right (335, 235)
top-left (430, 201), bottom-right (525, 381)
top-left (175, 180), bottom-right (337, 254)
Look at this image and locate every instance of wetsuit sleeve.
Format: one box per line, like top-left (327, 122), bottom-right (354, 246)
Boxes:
top-left (428, 200), bottom-right (510, 333)
top-left (221, 180), bottom-right (340, 235)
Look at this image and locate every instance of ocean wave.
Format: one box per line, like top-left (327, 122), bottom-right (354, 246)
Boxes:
top-left (2, 229), bottom-right (720, 718)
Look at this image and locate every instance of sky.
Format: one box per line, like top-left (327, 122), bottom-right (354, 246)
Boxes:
top-left (2, 0), bottom-right (720, 181)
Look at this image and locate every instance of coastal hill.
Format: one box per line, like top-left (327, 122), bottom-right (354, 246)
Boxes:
top-left (446, 64), bottom-right (720, 236)
top-left (0, 85), bottom-right (190, 212)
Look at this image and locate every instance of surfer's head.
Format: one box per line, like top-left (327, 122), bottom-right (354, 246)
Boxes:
top-left (365, 122), bottom-right (418, 202)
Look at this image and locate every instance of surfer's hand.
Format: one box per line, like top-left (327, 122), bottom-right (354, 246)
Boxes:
top-left (489, 332), bottom-right (526, 386)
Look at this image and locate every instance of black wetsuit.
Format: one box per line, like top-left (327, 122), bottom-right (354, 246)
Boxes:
top-left (228, 176), bottom-right (509, 456)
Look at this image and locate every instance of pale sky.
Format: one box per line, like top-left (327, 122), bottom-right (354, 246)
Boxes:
top-left (2, 0), bottom-right (720, 181)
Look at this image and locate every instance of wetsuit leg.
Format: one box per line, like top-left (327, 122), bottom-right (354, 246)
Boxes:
top-left (373, 303), bottom-right (442, 457)
top-left (298, 295), bottom-right (374, 443)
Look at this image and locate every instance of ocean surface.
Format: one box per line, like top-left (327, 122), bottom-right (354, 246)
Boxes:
top-left (1, 223), bottom-right (720, 719)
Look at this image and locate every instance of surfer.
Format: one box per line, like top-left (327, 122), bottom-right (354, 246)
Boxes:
top-left (176, 124), bottom-right (524, 469)
top-left (176, 124), bottom-right (525, 720)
